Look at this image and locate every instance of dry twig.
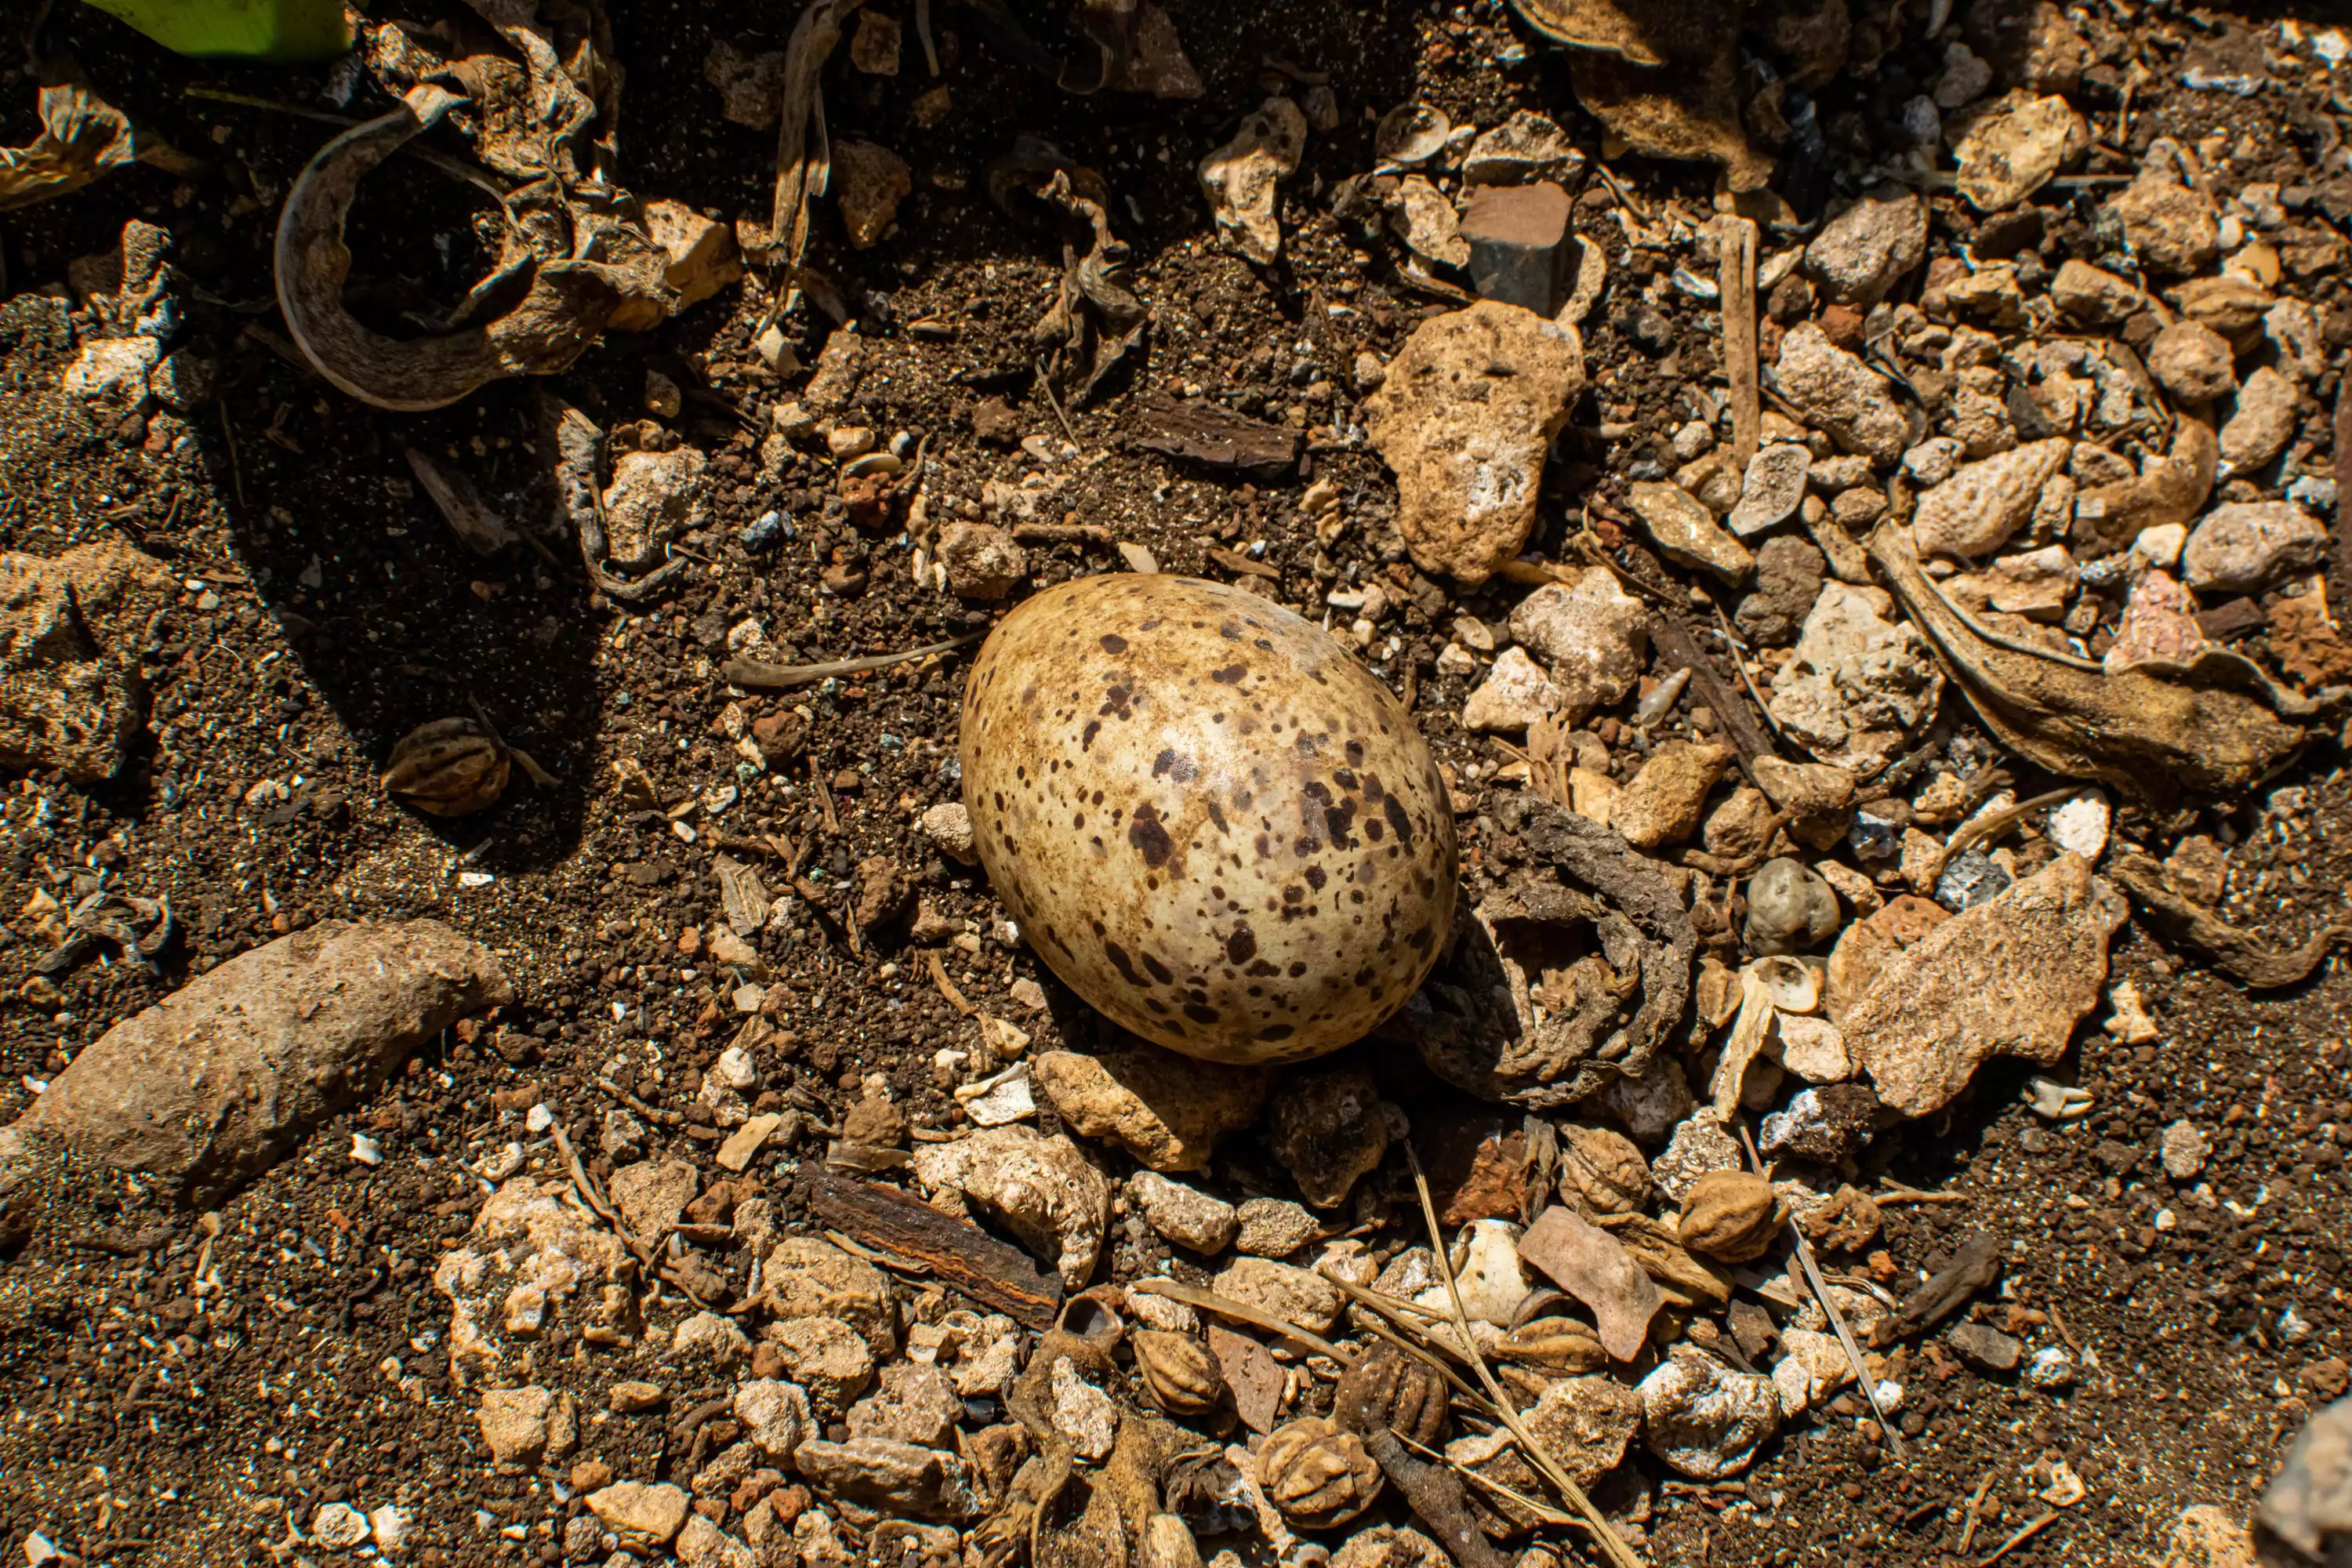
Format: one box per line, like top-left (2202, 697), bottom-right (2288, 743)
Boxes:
top-left (1406, 1146), bottom-right (1646, 1568)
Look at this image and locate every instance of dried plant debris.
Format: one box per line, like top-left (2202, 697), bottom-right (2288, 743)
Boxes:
top-left (1025, 170), bottom-right (1149, 403)
top-left (2106, 854), bottom-right (2350, 990)
top-left (0, 68), bottom-right (196, 212)
top-left (284, 0), bottom-right (690, 411)
top-left (1403, 801), bottom-right (1695, 1109)
top-left (1506, 0), bottom-right (1771, 190)
top-left (1868, 524), bottom-right (2305, 797)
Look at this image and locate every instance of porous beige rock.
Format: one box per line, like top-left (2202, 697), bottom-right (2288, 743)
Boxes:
top-left (1770, 321), bottom-right (1914, 463)
top-left (794, 1438), bottom-right (974, 1519)
top-left (1842, 854), bottom-right (2125, 1117)
top-left (1639, 1350), bottom-right (1780, 1479)
top-left (1213, 1256), bottom-right (1343, 1334)
top-left (1628, 481), bottom-right (1755, 584)
top-left (1610, 742), bottom-right (1737, 850)
top-left (760, 1316), bottom-right (875, 1414)
top-left (611, 1157), bottom-right (698, 1240)
top-left (1508, 572), bottom-right (1649, 723)
top-left (587, 1483), bottom-right (691, 1549)
top-left (833, 140), bottom-right (913, 249)
top-left (1949, 91), bottom-right (2084, 211)
top-left (935, 521), bottom-right (1029, 601)
top-left (16, 920), bottom-right (509, 1198)
top-left (477, 1386), bottom-right (574, 1467)
top-left (2049, 258), bottom-right (2143, 323)
top-left (1129, 1171), bottom-right (1240, 1252)
top-left (2219, 367), bottom-right (2299, 470)
top-left (1199, 96), bottom-right (1307, 264)
top-left (1462, 646), bottom-right (1560, 732)
top-left (1805, 189), bottom-right (1927, 304)
top-left (601, 447), bottom-right (706, 568)
top-left (1364, 301), bottom-right (1586, 585)
top-left (2183, 503), bottom-right (2326, 594)
top-left (2108, 165), bottom-right (2220, 274)
top-left (1766, 583), bottom-right (1942, 772)
top-left (761, 1239), bottom-right (898, 1354)
top-left (2147, 321), bottom-right (2238, 405)
top-left (2158, 1504), bottom-right (2258, 1568)
top-left (1909, 437), bottom-right (2073, 559)
top-left (1033, 1047), bottom-right (1265, 1171)
top-left (848, 1362), bottom-right (964, 1448)
top-left (909, 1126), bottom-right (1111, 1287)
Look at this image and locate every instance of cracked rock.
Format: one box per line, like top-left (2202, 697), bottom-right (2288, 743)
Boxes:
top-left (1842, 854), bottom-right (2125, 1118)
top-left (1766, 583), bottom-right (1944, 772)
top-left (1033, 1046), bottom-right (1265, 1172)
top-left (1639, 1349), bottom-right (1780, 1479)
top-left (1269, 1066), bottom-right (1398, 1207)
top-left (1507, 571), bottom-right (1650, 724)
top-left (1910, 437), bottom-right (2074, 559)
top-left (1805, 189), bottom-right (1927, 304)
top-left (1130, 1171), bottom-right (1240, 1252)
top-left (1199, 97), bottom-right (1307, 264)
top-left (2183, 503), bottom-right (2325, 594)
top-left (1365, 301), bottom-right (1586, 586)
top-left (1771, 321), bottom-right (1916, 463)
top-left (910, 1125), bottom-right (1111, 1287)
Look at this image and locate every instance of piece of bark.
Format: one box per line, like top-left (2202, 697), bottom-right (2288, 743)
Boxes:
top-left (1207, 1323), bottom-right (1284, 1432)
top-left (1715, 214), bottom-right (1760, 464)
top-left (809, 1171), bottom-right (1065, 1328)
top-left (1133, 393), bottom-right (1301, 475)
top-left (1880, 1229), bottom-right (2001, 1343)
top-left (1516, 1206), bottom-right (1661, 1361)
top-left (1650, 612), bottom-right (1777, 779)
top-left (2333, 377), bottom-right (2352, 617)
top-left (2107, 853), bottom-right (2349, 989)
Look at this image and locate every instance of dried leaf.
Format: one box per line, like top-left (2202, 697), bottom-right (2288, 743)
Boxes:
top-left (1868, 522), bottom-right (2303, 797)
top-left (1516, 1206), bottom-right (1660, 1362)
top-left (1207, 1324), bottom-right (1283, 1433)
top-left (404, 448), bottom-right (518, 555)
top-left (79, 0), bottom-right (350, 60)
top-left (1, 82), bottom-right (134, 212)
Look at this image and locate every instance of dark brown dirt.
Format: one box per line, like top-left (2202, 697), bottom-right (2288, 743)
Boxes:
top-left (1, 2), bottom-right (2349, 1566)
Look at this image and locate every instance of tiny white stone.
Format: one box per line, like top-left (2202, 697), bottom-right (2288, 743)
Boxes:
top-left (2047, 793), bottom-right (2110, 861)
top-left (350, 1133), bottom-right (382, 1167)
top-left (457, 869), bottom-right (495, 888)
top-left (525, 1103), bottom-right (554, 1134)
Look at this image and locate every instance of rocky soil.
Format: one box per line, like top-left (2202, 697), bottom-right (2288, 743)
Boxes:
top-left (2, 2), bottom-right (2351, 1567)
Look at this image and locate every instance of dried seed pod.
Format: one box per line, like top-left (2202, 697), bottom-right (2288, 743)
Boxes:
top-left (1133, 1330), bottom-right (1225, 1416)
top-left (1603, 1214), bottom-right (1733, 1308)
top-left (1139, 1515), bottom-right (1203, 1568)
top-left (1333, 1342), bottom-right (1448, 1447)
top-left (1676, 1170), bottom-right (1788, 1264)
top-left (383, 718), bottom-right (509, 816)
top-left (1257, 1417), bottom-right (1383, 1530)
top-left (1494, 1315), bottom-right (1608, 1374)
top-left (1556, 1123), bottom-right (1652, 1215)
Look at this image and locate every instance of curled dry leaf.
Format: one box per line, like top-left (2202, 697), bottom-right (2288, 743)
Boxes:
top-left (1516, 1205), bottom-right (1660, 1362)
top-left (277, 86), bottom-right (660, 411)
top-left (1, 79), bottom-right (140, 212)
top-left (1868, 523), bottom-right (2304, 797)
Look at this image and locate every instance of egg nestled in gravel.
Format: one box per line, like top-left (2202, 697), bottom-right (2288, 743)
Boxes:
top-left (960, 574), bottom-right (1457, 1065)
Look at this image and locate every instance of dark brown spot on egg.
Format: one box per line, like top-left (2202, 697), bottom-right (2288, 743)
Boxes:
top-left (1211, 663), bottom-right (1247, 684)
top-left (1100, 633), bottom-right (1127, 653)
top-left (1383, 796), bottom-right (1414, 848)
top-left (1142, 951), bottom-right (1176, 985)
top-left (1129, 803), bottom-right (1175, 868)
top-left (1184, 1004), bottom-right (1220, 1025)
top-left (1105, 942), bottom-right (1146, 987)
top-left (1226, 924), bottom-right (1258, 964)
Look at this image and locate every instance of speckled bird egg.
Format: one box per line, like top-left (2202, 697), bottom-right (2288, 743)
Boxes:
top-left (959, 575), bottom-right (1457, 1065)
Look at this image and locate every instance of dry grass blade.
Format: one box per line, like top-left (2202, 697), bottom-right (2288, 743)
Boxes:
top-left (1125, 1278), bottom-right (1353, 1363)
top-left (1396, 1432), bottom-right (1576, 1528)
top-left (1714, 214), bottom-right (1759, 463)
top-left (720, 630), bottom-right (985, 690)
top-left (1312, 1271), bottom-right (1498, 1414)
top-left (1975, 1508), bottom-right (2059, 1566)
top-left (1406, 1146), bottom-right (1646, 1568)
top-left (1737, 1126), bottom-right (1905, 1463)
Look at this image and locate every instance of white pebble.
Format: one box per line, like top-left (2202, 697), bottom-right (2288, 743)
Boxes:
top-left (2047, 793), bottom-right (2110, 861)
top-left (350, 1133), bottom-right (382, 1167)
top-left (525, 1103), bottom-right (554, 1134)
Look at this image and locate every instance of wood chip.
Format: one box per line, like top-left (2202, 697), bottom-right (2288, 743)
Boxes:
top-left (808, 1171), bottom-right (1064, 1328)
top-left (1134, 392), bottom-right (1301, 475)
top-left (1714, 214), bottom-right (1760, 464)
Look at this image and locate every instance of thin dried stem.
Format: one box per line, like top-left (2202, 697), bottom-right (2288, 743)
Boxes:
top-left (1406, 1146), bottom-right (1646, 1568)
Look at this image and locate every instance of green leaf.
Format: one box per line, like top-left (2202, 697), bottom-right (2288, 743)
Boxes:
top-left (76, 0), bottom-right (354, 61)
